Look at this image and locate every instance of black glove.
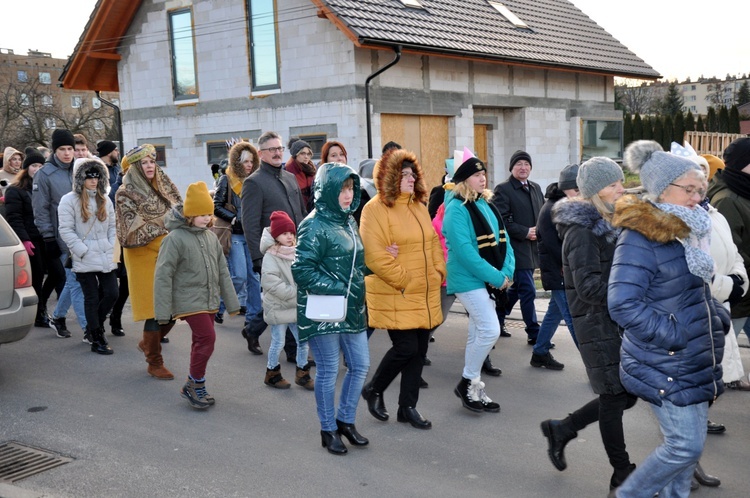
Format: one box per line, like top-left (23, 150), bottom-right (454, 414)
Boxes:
top-left (45, 238), bottom-right (62, 259)
top-left (727, 274), bottom-right (745, 306)
top-left (252, 258), bottom-right (263, 275)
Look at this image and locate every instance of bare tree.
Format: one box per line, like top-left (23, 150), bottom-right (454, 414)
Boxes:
top-left (616, 79), bottom-right (659, 115)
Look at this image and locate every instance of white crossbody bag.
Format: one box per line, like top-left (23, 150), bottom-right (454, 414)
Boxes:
top-left (304, 225), bottom-right (357, 323)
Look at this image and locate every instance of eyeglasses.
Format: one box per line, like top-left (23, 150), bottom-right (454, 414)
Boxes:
top-left (401, 172), bottom-right (416, 179)
top-left (296, 151), bottom-right (313, 157)
top-left (669, 183), bottom-right (706, 198)
top-left (260, 146), bottom-right (285, 153)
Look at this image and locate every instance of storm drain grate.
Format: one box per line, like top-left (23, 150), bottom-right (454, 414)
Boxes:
top-left (0, 441), bottom-right (73, 483)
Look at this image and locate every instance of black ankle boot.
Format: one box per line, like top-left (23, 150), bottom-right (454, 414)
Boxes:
top-left (482, 355), bottom-right (502, 376)
top-left (90, 327), bottom-right (113, 355)
top-left (336, 419), bottom-right (369, 446)
top-left (610, 463), bottom-right (636, 490)
top-left (320, 430), bottom-right (347, 455)
top-left (110, 315), bottom-right (125, 336)
top-left (454, 377), bottom-right (483, 412)
top-left (397, 406), bottom-right (432, 429)
top-left (693, 462), bottom-right (721, 487)
top-left (35, 305), bottom-right (51, 328)
top-left (540, 418), bottom-right (577, 471)
top-left (361, 382), bottom-right (389, 421)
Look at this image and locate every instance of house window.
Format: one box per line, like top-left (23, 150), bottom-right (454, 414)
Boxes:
top-left (298, 134), bottom-right (327, 161)
top-left (71, 96), bottom-right (82, 108)
top-left (92, 97), bottom-right (101, 109)
top-left (207, 142), bottom-right (229, 166)
top-left (39, 72), bottom-right (51, 84)
top-left (154, 145), bottom-right (167, 168)
top-left (169, 8), bottom-right (198, 100)
top-left (41, 95), bottom-right (53, 106)
top-left (17, 70), bottom-right (28, 82)
top-left (400, 0), bottom-right (424, 7)
top-left (19, 93), bottom-right (30, 106)
top-left (248, 0), bottom-right (280, 91)
top-left (93, 119), bottom-right (104, 130)
top-left (488, 1), bottom-right (529, 29)
top-left (111, 98), bottom-right (120, 106)
top-left (44, 117), bottom-right (56, 129)
top-left (581, 120), bottom-right (622, 162)
top-left (21, 117), bottom-right (30, 127)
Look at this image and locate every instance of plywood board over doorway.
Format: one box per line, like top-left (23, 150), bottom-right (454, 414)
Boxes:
top-left (381, 114), bottom-right (449, 191)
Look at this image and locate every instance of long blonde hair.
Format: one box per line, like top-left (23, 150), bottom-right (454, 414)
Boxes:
top-left (452, 181), bottom-right (494, 204)
top-left (588, 193), bottom-right (615, 222)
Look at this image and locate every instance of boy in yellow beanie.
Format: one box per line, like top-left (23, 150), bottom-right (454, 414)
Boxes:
top-left (154, 181), bottom-right (240, 409)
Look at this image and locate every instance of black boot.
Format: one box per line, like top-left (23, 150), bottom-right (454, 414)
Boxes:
top-left (241, 325), bottom-right (263, 355)
top-left (35, 304), bottom-right (51, 328)
top-left (361, 382), bottom-right (389, 421)
top-left (110, 315), bottom-right (125, 336)
top-left (482, 355), bottom-right (502, 376)
top-left (610, 463), bottom-right (636, 490)
top-left (540, 418), bottom-right (577, 471)
top-left (320, 430), bottom-right (347, 455)
top-left (454, 377), bottom-right (484, 412)
top-left (397, 406), bottom-right (432, 429)
top-left (336, 419), bottom-right (369, 446)
top-left (694, 462), bottom-right (721, 487)
top-left (90, 327), bottom-right (113, 355)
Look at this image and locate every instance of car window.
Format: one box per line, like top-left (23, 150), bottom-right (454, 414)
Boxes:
top-left (0, 216), bottom-right (20, 247)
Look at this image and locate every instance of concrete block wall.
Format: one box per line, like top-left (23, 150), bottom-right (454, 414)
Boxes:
top-left (473, 62), bottom-right (511, 95)
top-left (429, 58), bottom-right (469, 93)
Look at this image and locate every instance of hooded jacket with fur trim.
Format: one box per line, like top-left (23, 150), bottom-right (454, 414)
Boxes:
top-left (57, 159), bottom-right (117, 274)
top-left (214, 142), bottom-right (260, 234)
top-left (608, 195), bottom-right (726, 407)
top-left (359, 150), bottom-right (445, 330)
top-left (553, 197), bottom-right (624, 395)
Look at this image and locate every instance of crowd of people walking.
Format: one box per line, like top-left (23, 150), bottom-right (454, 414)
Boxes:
top-left (2, 129), bottom-right (749, 497)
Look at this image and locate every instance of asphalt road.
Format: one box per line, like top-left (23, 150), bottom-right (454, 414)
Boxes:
top-left (1, 300), bottom-right (748, 497)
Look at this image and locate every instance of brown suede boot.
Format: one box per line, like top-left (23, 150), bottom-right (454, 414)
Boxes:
top-left (295, 367), bottom-right (315, 390)
top-left (142, 330), bottom-right (174, 380)
top-left (264, 364), bottom-right (290, 389)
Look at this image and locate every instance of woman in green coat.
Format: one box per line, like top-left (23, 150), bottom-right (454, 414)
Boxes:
top-left (292, 162), bottom-right (369, 455)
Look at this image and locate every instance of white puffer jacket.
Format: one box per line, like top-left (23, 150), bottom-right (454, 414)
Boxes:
top-left (58, 159), bottom-right (117, 274)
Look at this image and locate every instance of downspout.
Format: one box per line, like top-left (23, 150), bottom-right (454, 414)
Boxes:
top-left (95, 91), bottom-right (123, 156)
top-left (365, 45), bottom-right (401, 159)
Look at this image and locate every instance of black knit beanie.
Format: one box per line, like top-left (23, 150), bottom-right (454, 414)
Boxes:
top-left (51, 129), bottom-right (75, 151)
top-left (509, 150), bottom-right (532, 171)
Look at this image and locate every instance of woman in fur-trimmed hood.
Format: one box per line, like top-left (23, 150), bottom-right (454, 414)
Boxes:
top-left (58, 157), bottom-right (118, 355)
top-left (607, 141), bottom-right (726, 498)
top-left (359, 148), bottom-right (445, 429)
top-left (543, 157), bottom-right (638, 491)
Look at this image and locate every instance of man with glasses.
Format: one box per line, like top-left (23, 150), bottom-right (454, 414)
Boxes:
top-left (240, 131), bottom-right (307, 354)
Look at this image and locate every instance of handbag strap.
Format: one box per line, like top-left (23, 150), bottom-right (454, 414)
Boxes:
top-left (344, 224), bottom-right (357, 299)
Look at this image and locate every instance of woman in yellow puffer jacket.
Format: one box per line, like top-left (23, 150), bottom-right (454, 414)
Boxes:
top-left (359, 148), bottom-right (445, 430)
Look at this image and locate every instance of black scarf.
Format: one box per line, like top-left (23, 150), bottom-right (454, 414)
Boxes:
top-left (721, 168), bottom-right (750, 199)
top-left (458, 196), bottom-right (509, 305)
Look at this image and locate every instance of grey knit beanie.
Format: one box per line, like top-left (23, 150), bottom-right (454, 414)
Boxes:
top-left (558, 164), bottom-right (579, 191)
top-left (576, 157), bottom-right (624, 199)
top-left (625, 140), bottom-right (700, 198)
top-left (290, 139), bottom-right (311, 158)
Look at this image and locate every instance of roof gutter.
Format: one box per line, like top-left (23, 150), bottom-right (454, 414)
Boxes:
top-left (357, 37), bottom-right (661, 81)
top-left (95, 91), bottom-right (124, 159)
top-left (365, 45), bottom-right (402, 159)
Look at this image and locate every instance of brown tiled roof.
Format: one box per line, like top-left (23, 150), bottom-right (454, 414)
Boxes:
top-left (314, 0), bottom-right (661, 79)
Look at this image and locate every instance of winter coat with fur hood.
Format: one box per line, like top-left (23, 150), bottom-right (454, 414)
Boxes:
top-left (214, 142), bottom-right (259, 234)
top-left (292, 163), bottom-right (366, 342)
top-left (57, 160), bottom-right (117, 274)
top-left (260, 227), bottom-right (297, 325)
top-left (553, 198), bottom-right (624, 395)
top-left (359, 149), bottom-right (445, 331)
top-left (608, 195), bottom-right (726, 407)
top-left (153, 206), bottom-right (239, 322)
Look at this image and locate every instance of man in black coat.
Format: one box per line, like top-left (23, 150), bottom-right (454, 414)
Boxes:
top-left (531, 164), bottom-right (579, 370)
top-left (492, 150), bottom-right (544, 344)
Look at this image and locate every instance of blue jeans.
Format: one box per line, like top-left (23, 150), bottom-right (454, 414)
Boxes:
top-left (53, 254), bottom-right (87, 329)
top-left (307, 332), bottom-right (370, 431)
top-left (267, 323), bottom-right (308, 369)
top-left (456, 288), bottom-right (500, 380)
top-left (533, 289), bottom-right (576, 354)
top-left (497, 268), bottom-right (539, 338)
top-left (227, 234), bottom-right (249, 308)
top-left (615, 400), bottom-right (708, 498)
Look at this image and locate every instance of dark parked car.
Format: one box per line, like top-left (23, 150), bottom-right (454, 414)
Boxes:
top-left (0, 214), bottom-right (37, 347)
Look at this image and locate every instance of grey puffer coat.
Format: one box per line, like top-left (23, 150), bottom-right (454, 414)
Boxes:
top-left (260, 227), bottom-right (297, 325)
top-left (57, 160), bottom-right (117, 274)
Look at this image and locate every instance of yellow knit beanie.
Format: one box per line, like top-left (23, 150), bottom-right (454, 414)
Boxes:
top-left (183, 182), bottom-right (214, 217)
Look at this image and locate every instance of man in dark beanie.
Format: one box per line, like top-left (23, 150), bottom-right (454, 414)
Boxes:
top-left (492, 150), bottom-right (544, 343)
top-left (708, 136), bottom-right (750, 336)
top-left (32, 128), bottom-right (83, 338)
top-left (96, 140), bottom-right (120, 190)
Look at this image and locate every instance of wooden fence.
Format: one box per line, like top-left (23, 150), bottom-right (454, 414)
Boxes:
top-left (684, 131), bottom-right (747, 156)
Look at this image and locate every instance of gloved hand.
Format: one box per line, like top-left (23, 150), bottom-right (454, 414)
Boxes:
top-left (45, 238), bottom-right (62, 259)
top-left (252, 258), bottom-right (263, 275)
top-left (727, 274), bottom-right (745, 306)
top-left (22, 240), bottom-right (35, 256)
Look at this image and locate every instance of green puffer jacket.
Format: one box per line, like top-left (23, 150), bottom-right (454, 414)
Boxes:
top-left (154, 206), bottom-right (240, 321)
top-left (292, 163), bottom-right (367, 342)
